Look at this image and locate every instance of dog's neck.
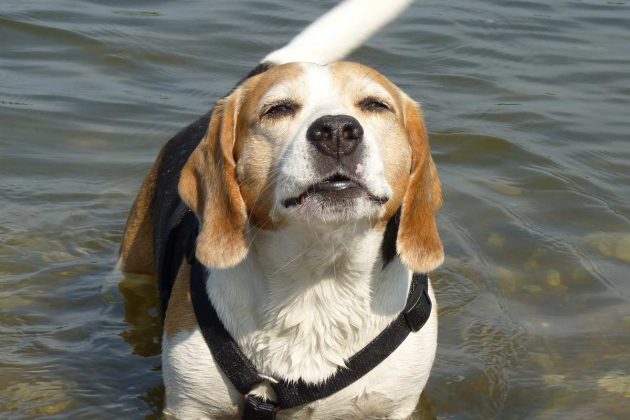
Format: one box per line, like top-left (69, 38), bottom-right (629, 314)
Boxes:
top-left (205, 221), bottom-right (412, 383)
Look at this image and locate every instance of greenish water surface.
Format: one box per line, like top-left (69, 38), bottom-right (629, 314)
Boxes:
top-left (1, 0), bottom-right (629, 418)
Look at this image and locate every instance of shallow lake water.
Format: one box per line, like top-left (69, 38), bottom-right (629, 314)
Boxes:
top-left (1, 0), bottom-right (629, 418)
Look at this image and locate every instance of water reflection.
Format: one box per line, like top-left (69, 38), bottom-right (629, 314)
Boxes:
top-left (118, 272), bottom-right (164, 416)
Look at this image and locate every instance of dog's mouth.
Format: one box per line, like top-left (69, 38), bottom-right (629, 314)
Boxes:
top-left (282, 173), bottom-right (389, 208)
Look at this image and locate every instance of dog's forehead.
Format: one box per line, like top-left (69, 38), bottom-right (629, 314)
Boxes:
top-left (246, 61), bottom-right (401, 107)
top-left (328, 61), bottom-right (402, 101)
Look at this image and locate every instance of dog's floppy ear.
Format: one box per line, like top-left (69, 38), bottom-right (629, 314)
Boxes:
top-left (396, 99), bottom-right (444, 273)
top-left (178, 93), bottom-right (248, 268)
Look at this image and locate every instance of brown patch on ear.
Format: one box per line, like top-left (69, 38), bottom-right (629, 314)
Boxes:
top-left (178, 93), bottom-right (248, 268)
top-left (396, 99), bottom-right (444, 273)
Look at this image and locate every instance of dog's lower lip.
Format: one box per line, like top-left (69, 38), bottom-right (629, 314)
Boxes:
top-left (282, 175), bottom-right (389, 208)
top-left (313, 179), bottom-right (355, 192)
top-left (282, 175), bottom-right (357, 207)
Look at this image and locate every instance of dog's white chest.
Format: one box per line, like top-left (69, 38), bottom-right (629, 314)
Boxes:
top-left (162, 282), bottom-right (437, 419)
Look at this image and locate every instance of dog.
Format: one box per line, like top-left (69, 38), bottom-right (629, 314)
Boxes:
top-left (119, 0), bottom-right (443, 418)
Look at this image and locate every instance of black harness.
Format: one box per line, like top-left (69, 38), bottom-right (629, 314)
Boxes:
top-left (151, 64), bottom-right (433, 419)
top-left (190, 258), bottom-right (431, 419)
top-left (159, 209), bottom-right (433, 419)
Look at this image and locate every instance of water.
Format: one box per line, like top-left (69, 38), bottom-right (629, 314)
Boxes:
top-left (1, 0), bottom-right (629, 418)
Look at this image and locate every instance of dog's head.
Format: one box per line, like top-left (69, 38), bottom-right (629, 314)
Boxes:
top-left (179, 62), bottom-right (443, 272)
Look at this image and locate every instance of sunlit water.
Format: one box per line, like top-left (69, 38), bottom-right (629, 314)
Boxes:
top-left (1, 0), bottom-right (629, 418)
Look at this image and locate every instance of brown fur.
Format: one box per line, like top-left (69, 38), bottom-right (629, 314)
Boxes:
top-left (236, 63), bottom-right (304, 230)
top-left (163, 261), bottom-right (197, 339)
top-left (179, 64), bottom-right (305, 268)
top-left (178, 96), bottom-right (249, 269)
top-left (329, 62), bottom-right (404, 107)
top-left (328, 63), bottom-right (441, 261)
top-left (119, 149), bottom-right (164, 275)
top-left (396, 100), bottom-right (444, 272)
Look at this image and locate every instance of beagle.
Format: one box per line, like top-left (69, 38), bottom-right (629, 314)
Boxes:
top-left (119, 0), bottom-right (443, 418)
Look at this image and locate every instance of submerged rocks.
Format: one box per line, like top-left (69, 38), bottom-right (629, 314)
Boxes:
top-left (586, 233), bottom-right (630, 263)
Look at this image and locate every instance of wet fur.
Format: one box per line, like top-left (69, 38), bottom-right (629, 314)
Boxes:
top-left (119, 0), bottom-right (443, 418)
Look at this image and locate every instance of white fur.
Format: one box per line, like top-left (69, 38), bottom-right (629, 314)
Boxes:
top-left (263, 0), bottom-right (414, 65)
top-left (162, 1), bottom-right (439, 417)
top-left (163, 222), bottom-right (438, 418)
top-left (275, 63), bottom-right (393, 224)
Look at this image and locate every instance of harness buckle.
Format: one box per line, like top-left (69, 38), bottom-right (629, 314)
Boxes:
top-left (243, 394), bottom-right (277, 420)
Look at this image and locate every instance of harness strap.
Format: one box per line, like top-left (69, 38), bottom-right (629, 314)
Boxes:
top-left (189, 258), bottom-right (432, 418)
top-left (190, 260), bottom-right (264, 396)
top-left (271, 272), bottom-right (430, 408)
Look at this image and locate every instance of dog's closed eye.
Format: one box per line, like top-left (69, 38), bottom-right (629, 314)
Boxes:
top-left (261, 100), bottom-right (301, 120)
top-left (358, 97), bottom-right (393, 113)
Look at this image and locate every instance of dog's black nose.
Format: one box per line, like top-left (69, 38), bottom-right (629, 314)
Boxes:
top-left (307, 115), bottom-right (363, 159)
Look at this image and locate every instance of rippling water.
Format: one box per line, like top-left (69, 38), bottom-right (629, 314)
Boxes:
top-left (1, 0), bottom-right (629, 418)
